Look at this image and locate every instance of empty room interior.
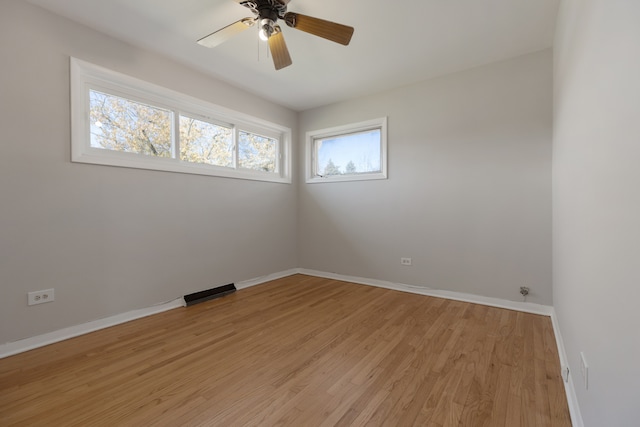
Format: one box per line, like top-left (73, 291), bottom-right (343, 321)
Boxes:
top-left (1, 0), bottom-right (638, 425)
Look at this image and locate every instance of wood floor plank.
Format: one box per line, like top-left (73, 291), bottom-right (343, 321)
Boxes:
top-left (0, 274), bottom-right (572, 426)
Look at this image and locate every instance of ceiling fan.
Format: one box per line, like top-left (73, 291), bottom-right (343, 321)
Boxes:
top-left (197, 0), bottom-right (354, 70)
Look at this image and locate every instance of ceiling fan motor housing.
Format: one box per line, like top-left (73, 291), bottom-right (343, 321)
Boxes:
top-left (240, 0), bottom-right (288, 19)
top-left (241, 0), bottom-right (288, 38)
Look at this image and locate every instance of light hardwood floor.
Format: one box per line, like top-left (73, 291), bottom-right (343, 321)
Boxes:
top-left (0, 274), bottom-right (571, 426)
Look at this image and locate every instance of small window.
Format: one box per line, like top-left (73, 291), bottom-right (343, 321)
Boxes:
top-left (306, 117), bottom-right (387, 183)
top-left (90, 90), bottom-right (173, 158)
top-left (71, 58), bottom-right (291, 183)
top-left (179, 116), bottom-right (233, 167)
top-left (238, 131), bottom-right (277, 172)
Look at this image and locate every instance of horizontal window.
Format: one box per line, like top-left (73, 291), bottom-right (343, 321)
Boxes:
top-left (71, 58), bottom-right (291, 183)
top-left (90, 90), bottom-right (173, 158)
top-left (306, 117), bottom-right (388, 183)
top-left (179, 115), bottom-right (233, 167)
top-left (238, 130), bottom-right (277, 172)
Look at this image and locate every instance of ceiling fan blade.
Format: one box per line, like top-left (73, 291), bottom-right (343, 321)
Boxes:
top-left (268, 28), bottom-right (292, 70)
top-left (197, 18), bottom-right (255, 48)
top-left (284, 12), bottom-right (354, 46)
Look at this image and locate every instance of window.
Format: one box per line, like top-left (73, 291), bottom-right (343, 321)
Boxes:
top-left (90, 90), bottom-right (173, 158)
top-left (71, 58), bottom-right (291, 183)
top-left (238, 130), bottom-right (277, 172)
top-left (306, 117), bottom-right (387, 183)
top-left (179, 115), bottom-right (233, 167)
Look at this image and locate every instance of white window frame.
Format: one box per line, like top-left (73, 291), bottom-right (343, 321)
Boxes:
top-left (305, 117), bottom-right (388, 183)
top-left (70, 58), bottom-right (291, 183)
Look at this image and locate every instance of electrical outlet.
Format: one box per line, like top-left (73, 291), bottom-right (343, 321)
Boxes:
top-left (400, 257), bottom-right (412, 266)
top-left (28, 289), bottom-right (55, 306)
top-left (580, 352), bottom-right (589, 389)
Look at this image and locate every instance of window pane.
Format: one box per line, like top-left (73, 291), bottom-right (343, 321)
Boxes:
top-left (238, 131), bottom-right (277, 172)
top-left (89, 90), bottom-right (172, 157)
top-left (179, 116), bottom-right (233, 167)
top-left (315, 129), bottom-right (381, 176)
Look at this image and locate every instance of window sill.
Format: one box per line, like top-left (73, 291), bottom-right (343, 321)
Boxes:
top-left (72, 149), bottom-right (291, 184)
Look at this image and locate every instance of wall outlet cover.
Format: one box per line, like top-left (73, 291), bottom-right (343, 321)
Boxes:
top-left (580, 352), bottom-right (589, 389)
top-left (28, 289), bottom-right (55, 306)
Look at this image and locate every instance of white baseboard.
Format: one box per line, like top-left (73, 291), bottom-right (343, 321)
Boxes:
top-left (0, 268), bottom-right (585, 427)
top-left (236, 268), bottom-right (299, 290)
top-left (0, 269), bottom-right (298, 359)
top-left (0, 298), bottom-right (185, 359)
top-left (1, 269), bottom-right (548, 358)
top-left (297, 268), bottom-right (554, 316)
top-left (550, 308), bottom-right (584, 427)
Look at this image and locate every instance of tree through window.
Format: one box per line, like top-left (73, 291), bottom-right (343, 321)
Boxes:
top-left (306, 117), bottom-right (388, 183)
top-left (90, 90), bottom-right (172, 157)
top-left (179, 116), bottom-right (233, 167)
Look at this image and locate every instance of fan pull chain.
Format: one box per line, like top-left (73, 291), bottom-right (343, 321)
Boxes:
top-left (256, 29), bottom-right (270, 64)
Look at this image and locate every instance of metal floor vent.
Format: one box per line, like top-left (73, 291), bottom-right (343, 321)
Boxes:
top-left (184, 283), bottom-right (236, 306)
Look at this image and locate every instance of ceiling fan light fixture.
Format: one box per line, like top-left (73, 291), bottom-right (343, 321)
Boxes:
top-left (259, 18), bottom-right (275, 40)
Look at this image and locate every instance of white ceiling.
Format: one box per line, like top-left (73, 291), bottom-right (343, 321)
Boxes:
top-left (27, 0), bottom-right (560, 111)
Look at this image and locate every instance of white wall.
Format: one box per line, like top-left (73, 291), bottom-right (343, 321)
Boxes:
top-left (298, 50), bottom-right (553, 305)
top-left (0, 0), bottom-right (298, 344)
top-left (554, 0), bottom-right (640, 425)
